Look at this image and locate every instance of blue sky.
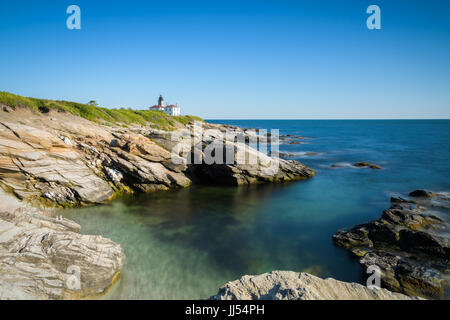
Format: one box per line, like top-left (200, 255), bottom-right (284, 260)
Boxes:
top-left (0, 0), bottom-right (449, 119)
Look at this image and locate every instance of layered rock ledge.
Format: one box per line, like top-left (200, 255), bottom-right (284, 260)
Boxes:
top-left (210, 271), bottom-right (417, 300)
top-left (333, 190), bottom-right (449, 299)
top-left (0, 190), bottom-right (125, 299)
top-left (0, 107), bottom-right (314, 207)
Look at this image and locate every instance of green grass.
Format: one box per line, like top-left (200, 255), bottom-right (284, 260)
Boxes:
top-left (0, 91), bottom-right (203, 130)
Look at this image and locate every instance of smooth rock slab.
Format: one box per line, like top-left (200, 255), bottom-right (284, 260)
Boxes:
top-left (210, 271), bottom-right (418, 300)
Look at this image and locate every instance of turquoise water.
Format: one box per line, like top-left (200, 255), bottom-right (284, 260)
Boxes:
top-left (59, 120), bottom-right (450, 299)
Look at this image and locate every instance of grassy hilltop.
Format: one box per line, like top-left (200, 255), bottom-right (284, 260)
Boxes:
top-left (0, 91), bottom-right (203, 130)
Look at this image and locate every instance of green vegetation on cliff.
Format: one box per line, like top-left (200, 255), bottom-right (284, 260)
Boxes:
top-left (0, 91), bottom-right (203, 130)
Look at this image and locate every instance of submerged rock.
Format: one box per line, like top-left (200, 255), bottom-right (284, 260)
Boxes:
top-left (331, 162), bottom-right (382, 170)
top-left (353, 162), bottom-right (382, 169)
top-left (333, 191), bottom-right (449, 299)
top-left (270, 151), bottom-right (295, 158)
top-left (210, 271), bottom-right (417, 300)
top-left (409, 190), bottom-right (435, 198)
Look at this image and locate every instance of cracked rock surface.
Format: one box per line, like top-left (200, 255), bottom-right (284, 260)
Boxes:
top-left (333, 191), bottom-right (449, 299)
top-left (0, 108), bottom-right (314, 207)
top-left (0, 189), bottom-right (125, 299)
top-left (210, 271), bottom-right (418, 300)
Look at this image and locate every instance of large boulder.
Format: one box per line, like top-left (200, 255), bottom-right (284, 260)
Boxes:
top-left (210, 271), bottom-right (417, 300)
top-left (150, 122), bottom-right (315, 185)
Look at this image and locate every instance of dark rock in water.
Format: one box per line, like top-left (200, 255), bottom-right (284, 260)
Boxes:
top-left (333, 227), bottom-right (372, 248)
top-left (333, 191), bottom-right (449, 299)
top-left (331, 162), bottom-right (382, 169)
top-left (280, 134), bottom-right (307, 140)
top-left (390, 196), bottom-right (416, 204)
top-left (272, 151), bottom-right (319, 158)
top-left (279, 134), bottom-right (308, 145)
top-left (369, 222), bottom-right (399, 245)
top-left (394, 260), bottom-right (447, 299)
top-left (353, 162), bottom-right (382, 169)
top-left (271, 151), bottom-right (295, 158)
top-left (358, 251), bottom-right (447, 299)
top-left (398, 229), bottom-right (449, 259)
top-left (409, 190), bottom-right (435, 198)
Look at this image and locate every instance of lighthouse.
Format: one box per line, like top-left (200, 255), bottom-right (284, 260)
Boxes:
top-left (150, 95), bottom-right (181, 115)
top-left (158, 95), bottom-right (165, 107)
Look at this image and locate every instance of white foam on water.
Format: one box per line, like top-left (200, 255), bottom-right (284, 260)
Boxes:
top-left (330, 162), bottom-right (354, 168)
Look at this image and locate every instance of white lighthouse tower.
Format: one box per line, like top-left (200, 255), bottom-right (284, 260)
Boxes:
top-left (158, 95), bottom-right (165, 107)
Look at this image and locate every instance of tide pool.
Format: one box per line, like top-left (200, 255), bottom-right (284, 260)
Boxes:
top-left (59, 120), bottom-right (450, 299)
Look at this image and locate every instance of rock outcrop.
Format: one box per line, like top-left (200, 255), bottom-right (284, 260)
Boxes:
top-left (333, 191), bottom-right (449, 299)
top-left (210, 271), bottom-right (417, 300)
top-left (0, 190), bottom-right (125, 299)
top-left (0, 121), bottom-right (114, 206)
top-left (0, 108), bottom-right (314, 207)
top-left (148, 122), bottom-right (315, 185)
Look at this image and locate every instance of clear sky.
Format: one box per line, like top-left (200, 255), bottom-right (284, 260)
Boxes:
top-left (1, 0), bottom-right (449, 119)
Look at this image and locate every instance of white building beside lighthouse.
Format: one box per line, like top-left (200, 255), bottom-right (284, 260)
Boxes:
top-left (164, 104), bottom-right (181, 116)
top-left (150, 95), bottom-right (180, 116)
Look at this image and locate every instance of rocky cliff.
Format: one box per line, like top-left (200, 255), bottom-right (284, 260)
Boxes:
top-left (0, 106), bottom-right (314, 207)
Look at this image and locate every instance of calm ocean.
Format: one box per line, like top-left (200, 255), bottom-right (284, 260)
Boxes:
top-left (59, 120), bottom-right (450, 299)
